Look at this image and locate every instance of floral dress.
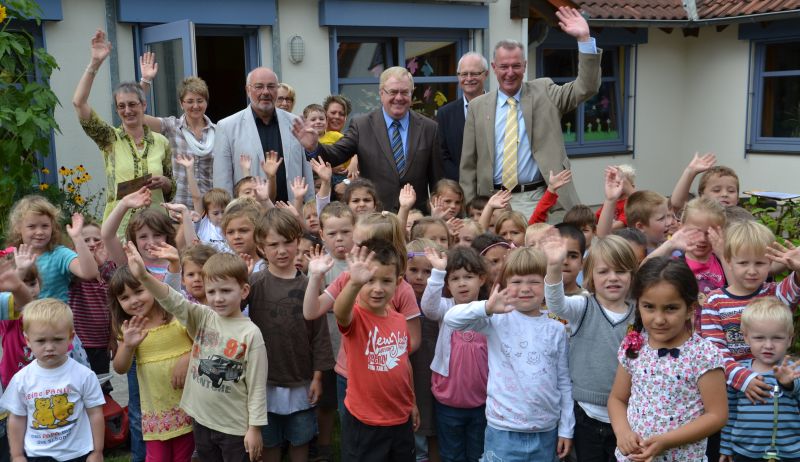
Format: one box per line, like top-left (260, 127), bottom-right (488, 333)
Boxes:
top-left (616, 333), bottom-right (723, 462)
top-left (134, 319), bottom-right (193, 440)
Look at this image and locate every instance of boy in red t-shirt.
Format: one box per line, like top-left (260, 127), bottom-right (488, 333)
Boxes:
top-left (334, 238), bottom-right (419, 461)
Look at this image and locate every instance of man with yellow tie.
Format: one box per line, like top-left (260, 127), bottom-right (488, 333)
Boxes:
top-left (459, 7), bottom-right (601, 218)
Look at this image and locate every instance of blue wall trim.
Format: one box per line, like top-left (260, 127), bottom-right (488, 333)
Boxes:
top-left (37, 0), bottom-right (63, 21)
top-left (319, 0), bottom-right (488, 29)
top-left (738, 19), bottom-right (800, 41)
top-left (117, 0), bottom-right (276, 25)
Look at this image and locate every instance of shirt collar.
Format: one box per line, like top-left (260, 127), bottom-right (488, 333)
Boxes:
top-left (497, 88), bottom-right (523, 106)
top-left (382, 108), bottom-right (410, 130)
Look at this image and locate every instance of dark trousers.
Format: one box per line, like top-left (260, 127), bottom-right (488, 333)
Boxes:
top-left (193, 421), bottom-right (251, 462)
top-left (733, 454), bottom-right (800, 462)
top-left (27, 453), bottom-right (90, 462)
top-left (706, 431), bottom-right (720, 462)
top-left (84, 347), bottom-right (112, 393)
top-left (573, 403), bottom-right (616, 462)
top-left (342, 407), bottom-right (415, 462)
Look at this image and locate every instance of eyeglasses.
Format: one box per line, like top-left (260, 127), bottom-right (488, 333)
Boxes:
top-left (277, 96), bottom-right (294, 103)
top-left (382, 88), bottom-right (412, 98)
top-left (182, 98), bottom-right (206, 106)
top-left (457, 71), bottom-right (486, 78)
top-left (116, 101), bottom-right (142, 111)
top-left (495, 64), bottom-right (524, 72)
top-left (249, 83), bottom-right (279, 93)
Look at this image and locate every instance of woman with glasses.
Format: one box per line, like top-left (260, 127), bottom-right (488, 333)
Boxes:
top-left (138, 52), bottom-right (216, 211)
top-left (73, 29), bottom-right (173, 229)
top-left (277, 83), bottom-right (296, 113)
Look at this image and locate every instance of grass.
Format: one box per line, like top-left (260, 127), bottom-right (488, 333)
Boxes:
top-left (104, 448), bottom-right (130, 462)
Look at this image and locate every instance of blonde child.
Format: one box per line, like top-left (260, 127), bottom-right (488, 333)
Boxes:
top-left (494, 211), bottom-right (526, 248)
top-left (454, 219), bottom-right (481, 248)
top-left (0, 299), bottom-right (105, 462)
top-left (5, 196), bottom-right (99, 302)
top-left (445, 247), bottom-right (573, 461)
top-left (180, 244), bottom-right (217, 304)
top-left (608, 257), bottom-right (727, 461)
top-left (524, 222), bottom-right (552, 248)
top-left (221, 198), bottom-right (266, 272)
top-left (680, 197), bottom-right (729, 309)
top-left (302, 200), bottom-right (321, 234)
top-left (430, 179), bottom-right (465, 221)
top-left (111, 267), bottom-right (194, 461)
top-left (411, 217), bottom-right (451, 250)
top-left (542, 232), bottom-right (637, 461)
top-left (421, 246), bottom-right (489, 462)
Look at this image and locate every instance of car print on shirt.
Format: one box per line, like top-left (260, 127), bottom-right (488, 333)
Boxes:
top-left (198, 354), bottom-right (244, 388)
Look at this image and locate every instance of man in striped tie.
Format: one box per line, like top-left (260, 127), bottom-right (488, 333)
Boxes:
top-left (459, 7), bottom-right (602, 218)
top-left (292, 67), bottom-right (442, 212)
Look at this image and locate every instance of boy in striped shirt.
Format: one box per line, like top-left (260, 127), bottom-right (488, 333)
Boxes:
top-left (720, 297), bottom-right (800, 461)
top-left (701, 220), bottom-right (800, 402)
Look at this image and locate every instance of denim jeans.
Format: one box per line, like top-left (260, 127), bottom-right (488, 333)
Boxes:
top-left (336, 374), bottom-right (348, 462)
top-left (127, 360), bottom-right (145, 462)
top-left (482, 426), bottom-right (557, 462)
top-left (434, 400), bottom-right (486, 462)
top-left (572, 402), bottom-right (616, 462)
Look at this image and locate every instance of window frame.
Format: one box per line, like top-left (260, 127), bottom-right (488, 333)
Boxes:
top-left (747, 37), bottom-right (800, 154)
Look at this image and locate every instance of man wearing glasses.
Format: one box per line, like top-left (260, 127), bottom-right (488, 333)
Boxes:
top-left (292, 67), bottom-right (442, 211)
top-left (460, 7), bottom-right (601, 217)
top-left (436, 52), bottom-right (488, 181)
top-left (214, 67), bottom-right (314, 202)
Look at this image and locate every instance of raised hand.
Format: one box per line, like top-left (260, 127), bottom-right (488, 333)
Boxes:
top-left (669, 226), bottom-right (704, 252)
top-left (347, 245), bottom-right (376, 285)
top-left (121, 187), bottom-right (152, 209)
top-left (162, 202), bottom-right (189, 222)
top-left (766, 240), bottom-right (800, 273)
top-left (276, 201), bottom-right (301, 218)
top-left (398, 184), bottom-right (417, 209)
top-left (175, 153), bottom-right (195, 170)
top-left (773, 356), bottom-right (800, 388)
top-left (446, 217), bottom-right (464, 238)
top-left (124, 241), bottom-right (148, 278)
top-left (307, 245), bottom-right (335, 276)
top-left (423, 247), bottom-right (447, 271)
top-left (90, 29), bottom-right (112, 64)
top-left (707, 225), bottom-right (725, 258)
top-left (121, 315), bottom-right (150, 348)
top-left (66, 213), bottom-right (85, 240)
top-left (239, 253), bottom-right (256, 275)
top-left (261, 151), bottom-right (283, 178)
top-left (13, 244), bottom-right (37, 274)
top-left (149, 242), bottom-right (180, 264)
top-left (686, 152), bottom-right (716, 175)
top-left (604, 166), bottom-right (624, 201)
top-left (253, 176), bottom-right (271, 202)
top-left (310, 157), bottom-right (332, 183)
top-left (430, 195), bottom-right (448, 218)
top-left (487, 189), bottom-right (512, 210)
top-left (547, 169), bottom-right (572, 193)
top-left (239, 154), bottom-right (252, 174)
top-left (0, 258), bottom-right (25, 293)
top-left (291, 117), bottom-right (321, 151)
top-left (139, 51), bottom-right (158, 82)
top-left (540, 226), bottom-right (568, 266)
top-left (485, 284), bottom-right (515, 315)
top-left (555, 6), bottom-right (590, 42)
top-left (290, 176), bottom-right (309, 199)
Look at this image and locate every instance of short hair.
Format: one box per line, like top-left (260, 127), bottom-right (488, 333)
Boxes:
top-left (584, 235), bottom-right (638, 293)
top-left (203, 188), bottom-right (232, 214)
top-left (323, 94), bottom-right (352, 116)
top-left (494, 211), bottom-right (527, 235)
top-left (179, 76), bottom-right (209, 101)
top-left (741, 297), bottom-right (794, 335)
top-left (233, 176), bottom-right (257, 198)
top-left (563, 204), bottom-right (596, 230)
top-left (725, 206), bottom-right (755, 226)
top-left (724, 220), bottom-right (774, 262)
top-left (492, 39), bottom-right (525, 61)
top-left (7, 195), bottom-right (63, 251)
top-left (221, 198), bottom-right (262, 233)
top-left (203, 253), bottom-right (249, 286)
top-left (499, 247), bottom-right (547, 288)
top-left (612, 227), bottom-right (648, 248)
top-left (303, 103), bottom-right (325, 119)
top-left (555, 223), bottom-right (587, 256)
top-left (22, 298), bottom-right (73, 333)
top-left (320, 201), bottom-right (356, 227)
top-left (407, 238), bottom-right (441, 254)
top-left (467, 195), bottom-right (489, 212)
top-left (525, 223), bottom-right (552, 244)
top-left (114, 82), bottom-right (146, 105)
top-left (181, 244), bottom-right (217, 269)
top-left (379, 66), bottom-right (414, 89)
top-left (126, 209), bottom-right (177, 250)
top-left (681, 197), bottom-right (726, 228)
top-left (277, 82), bottom-right (296, 99)
top-left (410, 216), bottom-right (451, 247)
top-left (256, 208), bottom-right (303, 246)
top-left (457, 51), bottom-right (488, 73)
top-left (357, 212), bottom-right (408, 274)
top-left (698, 166), bottom-right (740, 196)
top-left (361, 237), bottom-right (404, 277)
top-left (617, 164), bottom-right (636, 183)
top-left (625, 190), bottom-right (667, 227)
top-left (344, 178), bottom-right (381, 211)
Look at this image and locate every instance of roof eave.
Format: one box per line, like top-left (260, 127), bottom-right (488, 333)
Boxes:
top-left (586, 9), bottom-right (800, 28)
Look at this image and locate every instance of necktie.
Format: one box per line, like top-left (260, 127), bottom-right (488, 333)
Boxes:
top-left (391, 120), bottom-right (405, 175)
top-left (657, 348), bottom-right (680, 359)
top-left (502, 98), bottom-right (519, 191)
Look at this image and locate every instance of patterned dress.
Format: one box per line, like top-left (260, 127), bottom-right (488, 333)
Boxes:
top-left (616, 333), bottom-right (724, 462)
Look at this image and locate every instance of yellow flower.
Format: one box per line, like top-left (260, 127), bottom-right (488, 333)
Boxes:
top-left (39, 183), bottom-right (49, 191)
top-left (75, 195), bottom-right (85, 206)
top-left (434, 91), bottom-right (448, 107)
top-left (83, 173), bottom-right (91, 181)
top-left (59, 166), bottom-right (68, 175)
top-left (67, 169), bottom-right (74, 176)
top-left (66, 184), bottom-right (75, 193)
top-left (0, 5), bottom-right (7, 23)
top-left (77, 165), bottom-right (86, 173)
top-left (41, 167), bottom-right (50, 175)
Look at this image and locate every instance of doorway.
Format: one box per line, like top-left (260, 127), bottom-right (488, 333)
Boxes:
top-left (196, 35), bottom-right (248, 123)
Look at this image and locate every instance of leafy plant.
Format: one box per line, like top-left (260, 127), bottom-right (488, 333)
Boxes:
top-left (35, 165), bottom-right (103, 226)
top-left (0, 0), bottom-right (61, 237)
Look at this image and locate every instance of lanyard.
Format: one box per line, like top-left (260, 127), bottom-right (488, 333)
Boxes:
top-left (764, 384), bottom-right (781, 461)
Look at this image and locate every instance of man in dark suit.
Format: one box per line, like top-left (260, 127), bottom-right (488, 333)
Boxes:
top-left (436, 52), bottom-right (488, 181)
top-left (293, 67), bottom-right (441, 212)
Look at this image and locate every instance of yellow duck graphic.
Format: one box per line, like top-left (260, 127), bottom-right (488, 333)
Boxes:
top-left (51, 394), bottom-right (75, 426)
top-left (32, 398), bottom-right (56, 429)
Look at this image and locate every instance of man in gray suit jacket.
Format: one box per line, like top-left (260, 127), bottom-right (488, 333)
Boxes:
top-left (214, 67), bottom-right (314, 202)
top-left (293, 67), bottom-right (442, 212)
top-left (460, 7), bottom-right (601, 217)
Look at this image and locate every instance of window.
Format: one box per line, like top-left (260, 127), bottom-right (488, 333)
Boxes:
top-left (333, 32), bottom-right (465, 119)
top-left (537, 45), bottom-right (631, 157)
top-left (749, 39), bottom-right (800, 153)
